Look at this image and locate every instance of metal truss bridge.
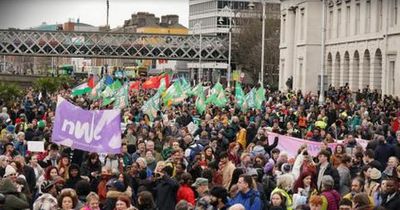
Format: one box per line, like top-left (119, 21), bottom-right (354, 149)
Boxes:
top-left (0, 29), bottom-right (229, 61)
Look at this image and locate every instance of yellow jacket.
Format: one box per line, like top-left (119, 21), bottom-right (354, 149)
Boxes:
top-left (236, 128), bottom-right (247, 149)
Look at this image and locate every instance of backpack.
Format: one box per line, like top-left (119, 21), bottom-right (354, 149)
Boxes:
top-left (187, 143), bottom-right (204, 162)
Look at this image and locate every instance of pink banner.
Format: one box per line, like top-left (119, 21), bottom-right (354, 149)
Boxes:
top-left (266, 133), bottom-right (367, 158)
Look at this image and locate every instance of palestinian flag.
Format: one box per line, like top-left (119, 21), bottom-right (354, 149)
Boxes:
top-left (72, 83), bottom-right (92, 96)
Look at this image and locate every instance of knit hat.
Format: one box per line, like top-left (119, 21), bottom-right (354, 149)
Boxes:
top-left (38, 120), bottom-right (46, 128)
top-left (106, 179), bottom-right (125, 192)
top-left (3, 165), bottom-right (17, 178)
top-left (41, 180), bottom-right (56, 193)
top-left (369, 168), bottom-right (382, 180)
top-left (6, 125), bottom-right (15, 133)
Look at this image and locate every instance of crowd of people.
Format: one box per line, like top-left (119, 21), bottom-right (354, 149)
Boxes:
top-left (0, 75), bottom-right (399, 210)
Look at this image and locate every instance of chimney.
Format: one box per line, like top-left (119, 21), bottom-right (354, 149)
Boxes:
top-left (161, 15), bottom-right (179, 25)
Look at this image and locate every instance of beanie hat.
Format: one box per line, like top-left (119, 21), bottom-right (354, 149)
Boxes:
top-left (369, 168), bottom-right (382, 180)
top-left (38, 120), bottom-right (46, 128)
top-left (6, 125), bottom-right (15, 133)
top-left (3, 165), bottom-right (17, 177)
top-left (41, 180), bottom-right (56, 193)
top-left (106, 179), bottom-right (125, 192)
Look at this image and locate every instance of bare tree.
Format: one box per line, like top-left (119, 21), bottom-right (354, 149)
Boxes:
top-left (232, 5), bottom-right (280, 89)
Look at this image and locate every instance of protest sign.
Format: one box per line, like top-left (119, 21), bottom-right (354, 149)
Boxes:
top-left (52, 96), bottom-right (122, 154)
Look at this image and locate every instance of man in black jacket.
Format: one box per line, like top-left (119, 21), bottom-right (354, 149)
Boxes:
top-left (154, 166), bottom-right (179, 210)
top-left (381, 177), bottom-right (400, 209)
top-left (316, 149), bottom-right (340, 191)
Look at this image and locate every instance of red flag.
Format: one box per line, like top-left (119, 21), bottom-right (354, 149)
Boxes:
top-left (163, 74), bottom-right (170, 87)
top-left (142, 76), bottom-right (162, 89)
top-left (130, 81), bottom-right (141, 90)
top-left (87, 75), bottom-right (95, 88)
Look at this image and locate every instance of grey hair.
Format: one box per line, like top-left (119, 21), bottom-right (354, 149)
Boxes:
top-left (276, 173), bottom-right (294, 191)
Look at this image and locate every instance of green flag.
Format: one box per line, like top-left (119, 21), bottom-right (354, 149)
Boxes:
top-left (206, 82), bottom-right (227, 108)
top-left (196, 93), bottom-right (206, 115)
top-left (180, 77), bottom-right (191, 94)
top-left (91, 77), bottom-right (105, 99)
top-left (113, 83), bottom-right (129, 109)
top-left (235, 82), bottom-right (245, 107)
top-left (242, 88), bottom-right (256, 112)
top-left (163, 79), bottom-right (186, 105)
top-left (142, 92), bottom-right (161, 121)
top-left (255, 86), bottom-right (266, 110)
top-left (102, 79), bottom-right (122, 98)
top-left (110, 80), bottom-right (122, 92)
top-left (102, 97), bottom-right (115, 106)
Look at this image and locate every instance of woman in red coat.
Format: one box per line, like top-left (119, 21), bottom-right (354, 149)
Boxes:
top-left (176, 172), bottom-right (195, 206)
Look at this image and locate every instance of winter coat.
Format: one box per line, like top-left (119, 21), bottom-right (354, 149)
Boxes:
top-left (316, 163), bottom-right (340, 191)
top-left (381, 192), bottom-right (400, 210)
top-left (21, 164), bottom-right (36, 193)
top-left (271, 188), bottom-right (292, 210)
top-left (221, 161), bottom-right (236, 190)
top-left (154, 175), bottom-right (179, 210)
top-left (374, 143), bottom-right (395, 168)
top-left (229, 189), bottom-right (262, 210)
top-left (80, 161), bottom-right (102, 179)
top-left (236, 128), bottom-right (247, 149)
top-left (102, 190), bottom-right (125, 210)
top-left (321, 190), bottom-right (341, 210)
top-left (176, 184), bottom-right (195, 205)
top-left (0, 178), bottom-right (30, 210)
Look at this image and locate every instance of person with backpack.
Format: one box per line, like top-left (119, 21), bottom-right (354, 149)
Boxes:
top-left (228, 174), bottom-right (262, 210)
top-left (183, 135), bottom-right (204, 167)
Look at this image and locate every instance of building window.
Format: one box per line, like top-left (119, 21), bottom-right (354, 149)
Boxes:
top-left (300, 9), bottom-right (305, 40)
top-left (355, 3), bottom-right (360, 35)
top-left (329, 10), bottom-right (333, 39)
top-left (299, 60), bottom-right (303, 89)
top-left (365, 1), bottom-right (371, 33)
top-left (377, 0), bottom-right (383, 31)
top-left (346, 6), bottom-right (350, 36)
top-left (337, 8), bottom-right (341, 38)
top-left (282, 15), bottom-right (286, 43)
top-left (389, 61), bottom-right (395, 94)
top-left (393, 0), bottom-right (399, 26)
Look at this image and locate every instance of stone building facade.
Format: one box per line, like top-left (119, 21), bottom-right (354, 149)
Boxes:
top-left (279, 0), bottom-right (400, 96)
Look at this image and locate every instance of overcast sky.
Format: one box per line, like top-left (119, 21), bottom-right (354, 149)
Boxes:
top-left (0, 0), bottom-right (189, 29)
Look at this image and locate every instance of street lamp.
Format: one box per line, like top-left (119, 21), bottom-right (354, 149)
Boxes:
top-left (261, 0), bottom-right (266, 87)
top-left (106, 0), bottom-right (110, 27)
top-left (193, 22), bottom-right (203, 83)
top-left (319, 0), bottom-right (326, 105)
top-left (220, 6), bottom-right (233, 88)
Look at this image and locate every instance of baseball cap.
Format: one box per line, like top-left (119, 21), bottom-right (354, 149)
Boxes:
top-left (192, 178), bottom-right (208, 188)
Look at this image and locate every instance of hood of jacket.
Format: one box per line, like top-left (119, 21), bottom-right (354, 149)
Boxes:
top-left (106, 190), bottom-right (124, 199)
top-left (0, 178), bottom-right (18, 194)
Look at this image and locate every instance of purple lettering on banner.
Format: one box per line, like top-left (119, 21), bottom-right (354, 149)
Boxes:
top-left (52, 96), bottom-right (122, 154)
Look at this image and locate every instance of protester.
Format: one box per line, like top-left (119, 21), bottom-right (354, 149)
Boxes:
top-left (0, 73), bottom-right (399, 210)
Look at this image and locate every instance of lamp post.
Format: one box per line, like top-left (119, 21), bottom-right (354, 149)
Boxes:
top-left (221, 6), bottom-right (233, 88)
top-left (194, 22), bottom-right (203, 83)
top-left (261, 0), bottom-right (266, 86)
top-left (319, 0), bottom-right (326, 105)
top-left (106, 0), bottom-right (110, 27)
